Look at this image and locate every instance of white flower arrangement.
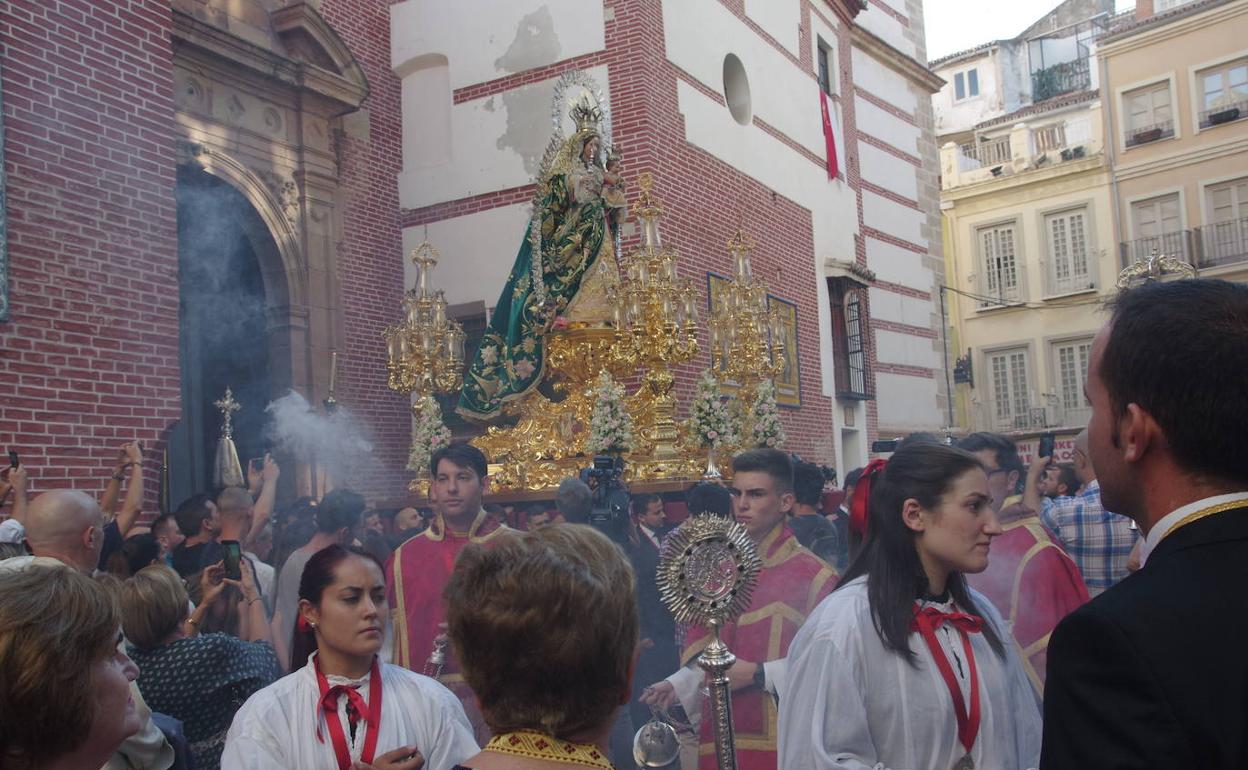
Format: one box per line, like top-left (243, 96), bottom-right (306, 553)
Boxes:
top-left (586, 370), bottom-right (634, 454)
top-left (689, 369), bottom-right (738, 448)
top-left (748, 379), bottom-right (786, 449)
top-left (407, 396), bottom-right (452, 474)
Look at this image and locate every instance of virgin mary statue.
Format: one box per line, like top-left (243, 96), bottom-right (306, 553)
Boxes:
top-left (456, 96), bottom-right (626, 422)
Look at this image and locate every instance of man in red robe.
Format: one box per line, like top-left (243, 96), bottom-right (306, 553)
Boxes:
top-left (386, 443), bottom-right (509, 742)
top-left (643, 449), bottom-right (837, 770)
top-left (958, 432), bottom-right (1089, 693)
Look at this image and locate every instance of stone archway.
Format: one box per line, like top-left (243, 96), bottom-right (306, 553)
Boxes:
top-left (169, 3), bottom-right (368, 497)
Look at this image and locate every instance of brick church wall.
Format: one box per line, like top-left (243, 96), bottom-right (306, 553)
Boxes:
top-left (318, 0), bottom-right (411, 500)
top-left (0, 0), bottom-right (180, 502)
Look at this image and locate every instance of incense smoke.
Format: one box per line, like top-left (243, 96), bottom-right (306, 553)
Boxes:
top-left (265, 391), bottom-right (374, 487)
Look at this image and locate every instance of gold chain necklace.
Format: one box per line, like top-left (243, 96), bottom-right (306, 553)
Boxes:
top-left (484, 731), bottom-right (614, 770)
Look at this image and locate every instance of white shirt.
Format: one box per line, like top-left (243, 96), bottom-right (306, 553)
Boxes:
top-left (244, 550), bottom-right (276, 601)
top-left (1138, 491), bottom-right (1248, 568)
top-left (778, 577), bottom-right (1041, 770)
top-left (0, 518), bottom-right (24, 543)
top-left (221, 655), bottom-right (478, 770)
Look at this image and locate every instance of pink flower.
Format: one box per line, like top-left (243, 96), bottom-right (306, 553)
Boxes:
top-left (515, 359), bottom-right (536, 379)
top-left (707, 430), bottom-right (719, 440)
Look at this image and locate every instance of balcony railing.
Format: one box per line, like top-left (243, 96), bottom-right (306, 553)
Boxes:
top-left (1119, 221), bottom-right (1248, 271)
top-left (957, 137), bottom-right (1012, 170)
top-left (1201, 217), bottom-right (1248, 268)
top-left (1124, 119), bottom-right (1175, 148)
top-left (1032, 58), bottom-right (1092, 102)
top-left (973, 395), bottom-right (1091, 433)
top-left (1199, 100), bottom-right (1248, 129)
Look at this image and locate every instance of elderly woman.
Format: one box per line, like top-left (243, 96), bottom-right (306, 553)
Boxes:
top-left (0, 563), bottom-right (145, 769)
top-left (121, 563), bottom-right (280, 770)
top-left (444, 524), bottom-right (638, 770)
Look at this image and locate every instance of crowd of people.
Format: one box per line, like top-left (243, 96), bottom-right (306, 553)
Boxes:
top-left (0, 277), bottom-right (1245, 770)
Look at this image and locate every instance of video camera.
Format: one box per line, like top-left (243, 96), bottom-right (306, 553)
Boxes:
top-left (583, 454), bottom-right (631, 546)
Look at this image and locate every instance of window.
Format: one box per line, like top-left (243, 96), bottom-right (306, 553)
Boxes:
top-left (954, 68), bottom-right (980, 101)
top-left (1053, 339), bottom-right (1093, 428)
top-left (1155, 0), bottom-right (1195, 10)
top-left (1197, 58), bottom-right (1248, 127)
top-left (1045, 208), bottom-right (1094, 295)
top-left (828, 277), bottom-right (871, 400)
top-left (977, 223), bottom-right (1021, 305)
top-left (1123, 82), bottom-right (1173, 146)
top-left (987, 348), bottom-right (1031, 430)
top-left (817, 40), bottom-right (833, 96)
top-left (1128, 193), bottom-right (1184, 263)
top-left (1204, 178), bottom-right (1248, 266)
top-left (723, 53), bottom-right (752, 125)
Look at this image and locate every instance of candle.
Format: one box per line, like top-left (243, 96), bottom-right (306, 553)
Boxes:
top-left (328, 350), bottom-right (339, 393)
top-left (387, 332), bottom-right (401, 363)
top-left (433, 291), bottom-right (447, 327)
top-left (613, 301), bottom-right (625, 328)
top-left (398, 332), bottom-right (411, 357)
top-left (452, 329), bottom-right (466, 362)
top-left (638, 260), bottom-right (650, 284)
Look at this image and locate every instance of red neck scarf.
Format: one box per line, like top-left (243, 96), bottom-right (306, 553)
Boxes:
top-left (314, 655), bottom-right (383, 770)
top-left (910, 605), bottom-right (982, 757)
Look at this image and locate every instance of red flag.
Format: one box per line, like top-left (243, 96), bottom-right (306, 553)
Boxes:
top-left (820, 90), bottom-right (840, 180)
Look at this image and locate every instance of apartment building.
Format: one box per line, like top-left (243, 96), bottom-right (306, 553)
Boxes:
top-left (934, 1), bottom-right (1115, 448)
top-left (1101, 0), bottom-right (1248, 279)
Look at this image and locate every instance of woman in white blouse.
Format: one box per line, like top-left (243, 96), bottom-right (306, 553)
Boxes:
top-left (222, 545), bottom-right (478, 770)
top-left (778, 443), bottom-right (1042, 770)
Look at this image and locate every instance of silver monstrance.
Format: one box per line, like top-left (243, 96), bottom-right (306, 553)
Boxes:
top-left (636, 514), bottom-right (762, 770)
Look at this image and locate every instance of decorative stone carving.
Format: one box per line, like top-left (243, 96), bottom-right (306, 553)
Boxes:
top-left (256, 169), bottom-right (300, 225)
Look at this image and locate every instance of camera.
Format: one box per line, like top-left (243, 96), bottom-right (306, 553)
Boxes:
top-left (583, 455), bottom-right (631, 546)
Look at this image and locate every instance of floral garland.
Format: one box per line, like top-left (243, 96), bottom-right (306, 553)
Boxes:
top-left (747, 379), bottom-right (786, 449)
top-left (407, 396), bottom-right (452, 474)
top-left (586, 371), bottom-right (634, 455)
top-left (689, 369), bottom-right (738, 448)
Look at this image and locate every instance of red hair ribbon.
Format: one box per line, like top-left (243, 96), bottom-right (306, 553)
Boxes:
top-left (297, 614), bottom-right (312, 632)
top-left (849, 458), bottom-right (888, 539)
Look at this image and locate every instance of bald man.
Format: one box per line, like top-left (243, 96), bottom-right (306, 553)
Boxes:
top-left (4, 489), bottom-right (107, 573)
top-left (1040, 429), bottom-right (1139, 596)
top-left (0, 490), bottom-right (177, 770)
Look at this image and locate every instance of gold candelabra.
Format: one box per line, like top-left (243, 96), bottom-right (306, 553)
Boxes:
top-left (384, 242), bottom-right (467, 412)
top-left (706, 227), bottom-right (785, 437)
top-left (616, 173), bottom-right (700, 462)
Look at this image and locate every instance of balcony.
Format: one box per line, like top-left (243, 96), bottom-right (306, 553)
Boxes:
top-left (942, 116), bottom-right (1099, 190)
top-left (1199, 100), bottom-right (1248, 130)
top-left (1119, 220), bottom-right (1248, 271)
top-left (1124, 119), bottom-right (1175, 148)
top-left (1032, 58), bottom-right (1092, 103)
top-left (956, 137), bottom-right (1012, 171)
top-left (972, 394), bottom-right (1092, 433)
top-left (1201, 217), bottom-right (1248, 268)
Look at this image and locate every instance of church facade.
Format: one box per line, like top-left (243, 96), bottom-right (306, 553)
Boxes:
top-left (0, 0), bottom-right (946, 504)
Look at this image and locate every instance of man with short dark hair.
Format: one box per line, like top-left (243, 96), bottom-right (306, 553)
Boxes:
top-left (1039, 429), bottom-right (1138, 597)
top-left (270, 487), bottom-right (366, 669)
top-left (788, 459), bottom-right (843, 569)
top-left (170, 494), bottom-right (221, 578)
top-left (150, 512), bottom-right (184, 568)
top-left (1043, 279), bottom-right (1248, 770)
top-left (626, 491), bottom-right (679, 734)
top-left (386, 442), bottom-right (509, 743)
top-left (957, 431), bottom-right (1088, 692)
top-left (643, 449), bottom-right (836, 770)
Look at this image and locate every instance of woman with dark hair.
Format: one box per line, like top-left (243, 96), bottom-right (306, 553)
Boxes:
top-left (221, 545), bottom-right (477, 770)
top-left (778, 443), bottom-right (1041, 770)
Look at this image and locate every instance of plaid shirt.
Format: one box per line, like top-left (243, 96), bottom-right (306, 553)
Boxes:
top-left (1041, 480), bottom-right (1139, 596)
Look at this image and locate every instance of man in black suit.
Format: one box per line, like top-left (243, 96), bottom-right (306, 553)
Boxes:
top-left (627, 492), bottom-right (679, 731)
top-left (1041, 279), bottom-right (1248, 769)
